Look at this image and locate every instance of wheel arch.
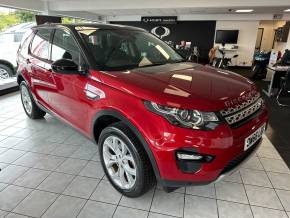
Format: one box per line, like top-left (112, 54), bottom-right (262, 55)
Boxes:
top-left (0, 59), bottom-right (15, 73)
top-left (92, 109), bottom-right (161, 181)
top-left (17, 73), bottom-right (25, 85)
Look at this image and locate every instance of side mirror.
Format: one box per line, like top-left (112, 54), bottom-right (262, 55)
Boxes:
top-left (52, 59), bottom-right (87, 75)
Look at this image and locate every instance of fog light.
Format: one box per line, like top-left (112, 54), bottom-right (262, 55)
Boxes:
top-left (175, 151), bottom-right (215, 173)
top-left (176, 153), bottom-right (203, 160)
top-left (176, 151), bottom-right (215, 163)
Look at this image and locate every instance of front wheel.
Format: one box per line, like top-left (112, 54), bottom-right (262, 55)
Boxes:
top-left (98, 122), bottom-right (155, 197)
top-left (20, 81), bottom-right (46, 119)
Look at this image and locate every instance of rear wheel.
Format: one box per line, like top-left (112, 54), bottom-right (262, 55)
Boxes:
top-left (99, 122), bottom-right (155, 197)
top-left (0, 64), bottom-right (13, 79)
top-left (20, 81), bottom-right (46, 119)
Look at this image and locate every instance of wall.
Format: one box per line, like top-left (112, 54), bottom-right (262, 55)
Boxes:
top-left (257, 20), bottom-right (290, 53)
top-left (286, 31), bottom-right (290, 50)
top-left (215, 21), bottom-right (259, 67)
top-left (258, 21), bottom-right (277, 51)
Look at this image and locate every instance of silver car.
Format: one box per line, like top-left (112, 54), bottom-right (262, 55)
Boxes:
top-left (0, 22), bottom-right (35, 79)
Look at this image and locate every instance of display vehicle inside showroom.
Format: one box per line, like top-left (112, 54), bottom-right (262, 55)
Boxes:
top-left (1, 0), bottom-right (290, 218)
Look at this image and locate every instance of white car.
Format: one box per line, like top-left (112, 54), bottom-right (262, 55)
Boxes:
top-left (0, 22), bottom-right (35, 79)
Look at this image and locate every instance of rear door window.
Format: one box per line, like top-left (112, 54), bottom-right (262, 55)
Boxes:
top-left (30, 28), bottom-right (52, 60)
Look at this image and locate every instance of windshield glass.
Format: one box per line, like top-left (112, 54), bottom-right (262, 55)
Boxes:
top-left (75, 26), bottom-right (183, 70)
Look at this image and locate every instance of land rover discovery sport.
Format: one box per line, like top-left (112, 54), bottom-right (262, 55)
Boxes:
top-left (17, 23), bottom-right (268, 197)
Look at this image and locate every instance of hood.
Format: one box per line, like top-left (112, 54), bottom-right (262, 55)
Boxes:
top-left (96, 62), bottom-right (257, 111)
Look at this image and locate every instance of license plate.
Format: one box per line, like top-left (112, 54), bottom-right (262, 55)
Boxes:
top-left (244, 124), bottom-right (266, 151)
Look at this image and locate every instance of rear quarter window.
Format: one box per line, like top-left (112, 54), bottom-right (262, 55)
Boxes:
top-left (19, 30), bottom-right (34, 57)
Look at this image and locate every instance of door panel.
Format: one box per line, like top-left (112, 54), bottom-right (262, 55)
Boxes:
top-left (29, 28), bottom-right (55, 108)
top-left (49, 28), bottom-right (91, 131)
top-left (50, 73), bottom-right (90, 130)
top-left (30, 59), bottom-right (55, 108)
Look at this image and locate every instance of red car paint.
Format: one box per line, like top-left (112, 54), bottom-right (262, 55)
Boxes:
top-left (17, 24), bottom-right (268, 185)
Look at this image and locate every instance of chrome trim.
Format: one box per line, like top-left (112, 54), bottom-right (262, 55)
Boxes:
top-left (214, 139), bottom-right (260, 183)
top-left (84, 83), bottom-right (105, 100)
top-left (85, 90), bottom-right (99, 100)
top-left (224, 98), bottom-right (263, 125)
top-left (220, 93), bottom-right (260, 116)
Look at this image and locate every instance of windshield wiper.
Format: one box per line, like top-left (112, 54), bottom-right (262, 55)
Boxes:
top-left (101, 64), bottom-right (139, 71)
top-left (138, 62), bottom-right (168, 68)
top-left (169, 59), bottom-right (187, 64)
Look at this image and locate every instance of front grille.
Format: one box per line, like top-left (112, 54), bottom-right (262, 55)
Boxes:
top-left (220, 93), bottom-right (260, 116)
top-left (220, 140), bottom-right (259, 175)
top-left (220, 96), bottom-right (263, 126)
top-left (224, 98), bottom-right (263, 125)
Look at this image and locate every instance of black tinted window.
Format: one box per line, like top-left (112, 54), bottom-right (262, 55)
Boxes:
top-left (30, 29), bottom-right (51, 60)
top-left (51, 28), bottom-right (81, 64)
top-left (76, 27), bottom-right (183, 70)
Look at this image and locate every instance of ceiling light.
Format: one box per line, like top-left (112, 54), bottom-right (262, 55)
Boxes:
top-left (235, 9), bottom-right (254, 13)
top-left (284, 9), bottom-right (290, 12)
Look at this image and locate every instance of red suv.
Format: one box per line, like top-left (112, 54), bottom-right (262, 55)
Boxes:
top-left (16, 23), bottom-right (268, 197)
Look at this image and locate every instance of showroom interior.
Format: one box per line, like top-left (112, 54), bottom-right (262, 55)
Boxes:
top-left (1, 0), bottom-right (290, 217)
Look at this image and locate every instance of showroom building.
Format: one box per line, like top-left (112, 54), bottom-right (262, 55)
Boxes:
top-left (0, 0), bottom-right (290, 217)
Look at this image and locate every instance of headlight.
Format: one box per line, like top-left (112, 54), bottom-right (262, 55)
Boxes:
top-left (144, 101), bottom-right (220, 130)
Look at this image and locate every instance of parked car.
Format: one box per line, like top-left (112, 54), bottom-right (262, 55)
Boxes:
top-left (0, 22), bottom-right (35, 79)
top-left (16, 23), bottom-right (269, 197)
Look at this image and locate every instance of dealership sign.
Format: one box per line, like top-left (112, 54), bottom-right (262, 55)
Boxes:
top-left (141, 16), bottom-right (177, 24)
top-left (151, 26), bottom-right (171, 39)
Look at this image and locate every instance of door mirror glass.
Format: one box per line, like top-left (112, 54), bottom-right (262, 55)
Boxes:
top-left (52, 59), bottom-right (79, 74)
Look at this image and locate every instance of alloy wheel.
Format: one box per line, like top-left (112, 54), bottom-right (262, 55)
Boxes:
top-left (21, 85), bottom-right (32, 115)
top-left (103, 135), bottom-right (137, 189)
top-left (0, 68), bottom-right (10, 79)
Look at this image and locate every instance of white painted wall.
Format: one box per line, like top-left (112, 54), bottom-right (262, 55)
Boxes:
top-left (258, 21), bottom-right (277, 51)
top-left (215, 21), bottom-right (259, 67)
top-left (257, 20), bottom-right (290, 53)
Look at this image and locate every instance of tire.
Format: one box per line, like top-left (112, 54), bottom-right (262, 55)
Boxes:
top-left (0, 64), bottom-right (14, 79)
top-left (99, 122), bottom-right (155, 197)
top-left (20, 81), bottom-right (46, 119)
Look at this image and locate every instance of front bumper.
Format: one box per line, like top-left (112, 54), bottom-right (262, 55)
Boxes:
top-left (213, 138), bottom-right (260, 183)
top-left (159, 138), bottom-right (261, 187)
top-left (138, 106), bottom-right (269, 186)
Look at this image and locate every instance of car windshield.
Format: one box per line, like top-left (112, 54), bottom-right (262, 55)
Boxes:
top-left (75, 26), bottom-right (184, 70)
